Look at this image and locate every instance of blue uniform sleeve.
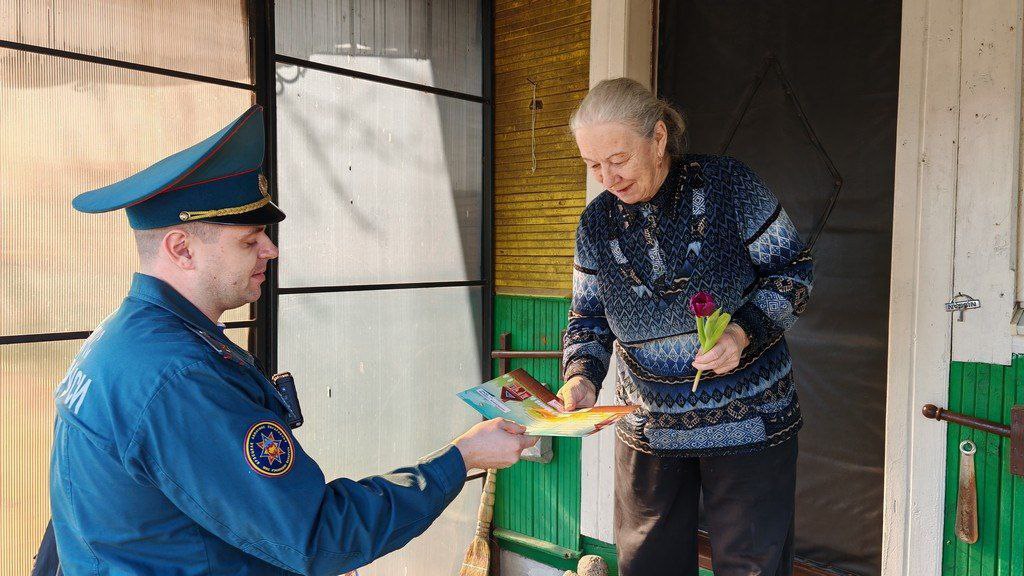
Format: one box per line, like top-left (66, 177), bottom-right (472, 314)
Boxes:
top-left (724, 158), bottom-right (814, 351)
top-left (562, 212), bottom-right (615, 390)
top-left (122, 360), bottom-right (466, 576)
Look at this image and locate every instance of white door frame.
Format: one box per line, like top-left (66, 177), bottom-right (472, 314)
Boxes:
top-left (880, 0), bottom-right (959, 570)
top-left (884, 0), bottom-right (1023, 574)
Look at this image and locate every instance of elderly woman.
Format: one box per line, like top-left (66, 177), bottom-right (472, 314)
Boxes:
top-left (557, 78), bottom-right (813, 576)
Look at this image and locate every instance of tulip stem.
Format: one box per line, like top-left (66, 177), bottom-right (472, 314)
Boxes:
top-left (693, 315), bottom-right (709, 393)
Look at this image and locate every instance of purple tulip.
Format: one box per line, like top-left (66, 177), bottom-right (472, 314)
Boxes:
top-left (689, 292), bottom-right (716, 317)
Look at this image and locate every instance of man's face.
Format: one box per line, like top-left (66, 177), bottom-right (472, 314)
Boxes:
top-left (192, 224), bottom-right (279, 312)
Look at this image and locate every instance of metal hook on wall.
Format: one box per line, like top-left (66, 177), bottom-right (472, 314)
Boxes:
top-left (527, 77), bottom-right (543, 173)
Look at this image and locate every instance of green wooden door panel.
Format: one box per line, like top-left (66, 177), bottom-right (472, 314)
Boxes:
top-left (943, 357), bottom-right (1024, 576)
top-left (492, 294), bottom-right (582, 552)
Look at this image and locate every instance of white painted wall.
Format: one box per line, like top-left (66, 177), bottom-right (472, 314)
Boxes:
top-left (500, 551), bottom-right (567, 576)
top-left (578, 0), bottom-right (656, 545)
top-left (584, 0), bottom-right (655, 205)
top-left (949, 0), bottom-right (1023, 365)
top-left (580, 367), bottom-right (620, 543)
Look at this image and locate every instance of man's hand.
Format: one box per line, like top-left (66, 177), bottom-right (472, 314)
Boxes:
top-left (452, 418), bottom-right (539, 470)
top-left (555, 376), bottom-right (598, 412)
top-left (692, 323), bottom-right (749, 375)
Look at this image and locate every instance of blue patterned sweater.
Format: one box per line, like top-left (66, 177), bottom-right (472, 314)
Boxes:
top-left (561, 155), bottom-right (813, 457)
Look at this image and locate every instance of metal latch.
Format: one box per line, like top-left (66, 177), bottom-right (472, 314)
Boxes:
top-left (922, 404), bottom-right (1024, 478)
top-left (946, 292), bottom-right (981, 321)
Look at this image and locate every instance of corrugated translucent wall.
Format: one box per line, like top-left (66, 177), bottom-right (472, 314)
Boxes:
top-left (0, 2), bottom-right (252, 572)
top-left (943, 358), bottom-right (1024, 575)
top-left (272, 1), bottom-right (487, 574)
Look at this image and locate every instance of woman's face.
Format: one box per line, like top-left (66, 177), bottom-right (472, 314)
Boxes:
top-left (575, 121), bottom-right (668, 204)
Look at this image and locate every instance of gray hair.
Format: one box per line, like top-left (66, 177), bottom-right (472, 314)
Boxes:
top-left (570, 77), bottom-right (688, 158)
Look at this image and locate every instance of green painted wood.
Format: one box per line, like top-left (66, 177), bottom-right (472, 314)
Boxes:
top-left (973, 363), bottom-right (988, 576)
top-left (943, 357), bottom-right (1024, 576)
top-left (984, 365), bottom-right (1000, 576)
top-left (492, 294), bottom-right (582, 553)
top-left (1011, 363), bottom-right (1024, 576)
top-left (961, 363), bottom-right (975, 576)
top-left (494, 528), bottom-right (581, 561)
top-left (943, 362), bottom-right (964, 574)
top-left (579, 536), bottom-right (618, 576)
top-left (1007, 362), bottom-right (1024, 576)
top-left (996, 362), bottom-right (1015, 576)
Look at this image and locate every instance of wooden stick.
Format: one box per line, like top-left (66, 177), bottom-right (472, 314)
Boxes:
top-left (459, 469), bottom-right (498, 576)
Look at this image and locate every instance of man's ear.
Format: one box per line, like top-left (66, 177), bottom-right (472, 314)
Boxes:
top-left (161, 229), bottom-right (196, 270)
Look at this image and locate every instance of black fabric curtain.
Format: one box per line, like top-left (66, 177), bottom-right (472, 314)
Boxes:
top-left (657, 2), bottom-right (901, 574)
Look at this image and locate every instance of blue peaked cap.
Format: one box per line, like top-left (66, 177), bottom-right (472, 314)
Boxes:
top-left (72, 105), bottom-right (285, 230)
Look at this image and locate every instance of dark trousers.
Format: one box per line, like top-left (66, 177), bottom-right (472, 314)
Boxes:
top-left (614, 437), bottom-right (797, 576)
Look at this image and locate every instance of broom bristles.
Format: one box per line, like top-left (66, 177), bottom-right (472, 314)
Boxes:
top-left (459, 536), bottom-right (495, 576)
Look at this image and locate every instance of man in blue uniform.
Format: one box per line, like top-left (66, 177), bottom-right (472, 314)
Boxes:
top-left (49, 105), bottom-right (535, 575)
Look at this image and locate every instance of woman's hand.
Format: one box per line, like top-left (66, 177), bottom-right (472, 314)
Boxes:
top-left (692, 323), bottom-right (749, 375)
top-left (556, 376), bottom-right (598, 412)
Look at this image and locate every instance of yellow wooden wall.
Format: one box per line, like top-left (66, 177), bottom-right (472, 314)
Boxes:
top-left (494, 0), bottom-right (590, 295)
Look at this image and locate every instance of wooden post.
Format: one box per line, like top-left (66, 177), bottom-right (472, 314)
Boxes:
top-left (497, 332), bottom-right (512, 375)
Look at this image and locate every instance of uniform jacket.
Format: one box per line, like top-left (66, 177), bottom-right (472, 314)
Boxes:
top-left (50, 273), bottom-right (466, 575)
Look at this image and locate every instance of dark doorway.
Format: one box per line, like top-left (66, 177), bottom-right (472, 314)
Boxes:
top-left (657, 2), bottom-right (900, 574)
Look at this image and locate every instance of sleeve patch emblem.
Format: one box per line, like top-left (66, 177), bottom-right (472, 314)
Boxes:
top-left (244, 421), bottom-right (294, 477)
